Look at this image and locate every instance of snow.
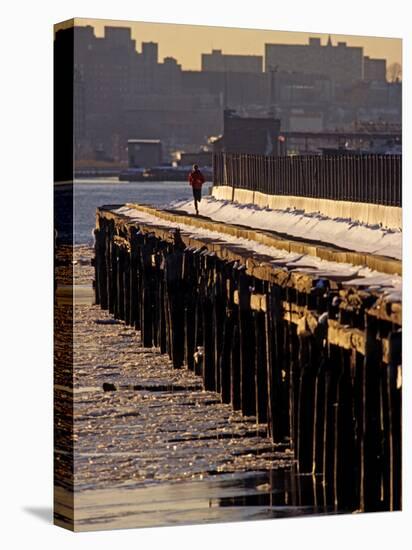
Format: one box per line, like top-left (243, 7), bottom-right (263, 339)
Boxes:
top-left (111, 205), bottom-right (402, 303)
top-left (169, 196), bottom-right (402, 261)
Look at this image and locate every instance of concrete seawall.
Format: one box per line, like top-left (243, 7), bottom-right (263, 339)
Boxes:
top-left (211, 186), bottom-right (402, 230)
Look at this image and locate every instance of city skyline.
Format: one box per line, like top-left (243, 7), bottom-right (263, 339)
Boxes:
top-left (55, 17), bottom-right (401, 166)
top-left (55, 17), bottom-right (402, 70)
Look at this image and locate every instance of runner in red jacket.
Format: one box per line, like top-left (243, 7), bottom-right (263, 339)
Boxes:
top-left (188, 164), bottom-right (205, 216)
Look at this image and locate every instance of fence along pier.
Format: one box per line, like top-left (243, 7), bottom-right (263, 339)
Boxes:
top-left (213, 153), bottom-right (401, 206)
top-left (94, 202), bottom-right (401, 514)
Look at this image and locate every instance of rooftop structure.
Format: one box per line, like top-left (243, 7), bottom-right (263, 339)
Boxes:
top-left (265, 36), bottom-right (363, 82)
top-left (127, 139), bottom-right (162, 168)
top-left (212, 109), bottom-right (281, 155)
top-left (202, 49), bottom-right (263, 73)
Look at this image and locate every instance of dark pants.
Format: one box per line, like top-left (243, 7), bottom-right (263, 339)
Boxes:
top-left (192, 187), bottom-right (201, 211)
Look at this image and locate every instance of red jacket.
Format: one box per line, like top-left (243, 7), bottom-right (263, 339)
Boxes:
top-left (188, 169), bottom-right (205, 189)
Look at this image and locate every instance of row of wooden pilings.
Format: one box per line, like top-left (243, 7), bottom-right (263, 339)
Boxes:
top-left (94, 207), bottom-right (401, 514)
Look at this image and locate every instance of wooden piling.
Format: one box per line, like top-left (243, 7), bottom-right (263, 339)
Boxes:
top-left (93, 206), bottom-right (402, 514)
top-left (238, 268), bottom-right (257, 417)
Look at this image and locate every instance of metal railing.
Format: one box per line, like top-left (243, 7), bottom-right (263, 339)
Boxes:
top-left (213, 152), bottom-right (401, 206)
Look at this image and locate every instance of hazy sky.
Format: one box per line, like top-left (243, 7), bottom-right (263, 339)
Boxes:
top-left (56, 17), bottom-right (402, 70)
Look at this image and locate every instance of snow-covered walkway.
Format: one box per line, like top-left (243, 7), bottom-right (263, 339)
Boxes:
top-left (170, 196), bottom-right (402, 261)
top-left (113, 205), bottom-right (401, 303)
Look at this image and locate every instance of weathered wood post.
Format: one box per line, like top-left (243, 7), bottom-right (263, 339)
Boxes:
top-left (266, 284), bottom-right (289, 443)
top-left (219, 262), bottom-right (236, 404)
top-left (238, 268), bottom-right (257, 417)
top-left (157, 248), bottom-right (167, 354)
top-left (321, 344), bottom-right (340, 506)
top-left (382, 330), bottom-right (402, 510)
top-left (112, 241), bottom-right (120, 319)
top-left (286, 291), bottom-right (299, 454)
top-left (253, 302), bottom-right (268, 425)
top-left (230, 266), bottom-right (241, 411)
top-left (182, 247), bottom-right (197, 371)
top-left (332, 348), bottom-right (357, 510)
top-left (201, 253), bottom-right (217, 391)
top-left (164, 230), bottom-right (185, 368)
top-left (108, 227), bottom-right (117, 316)
top-left (312, 356), bottom-right (326, 476)
top-left (94, 218), bottom-right (108, 309)
top-left (213, 259), bottom-right (226, 395)
top-left (129, 228), bottom-right (142, 330)
top-left (117, 239), bottom-right (126, 321)
top-left (360, 315), bottom-right (382, 511)
top-left (193, 249), bottom-right (205, 377)
top-left (123, 242), bottom-right (131, 325)
top-left (140, 237), bottom-right (154, 347)
top-left (296, 329), bottom-right (316, 474)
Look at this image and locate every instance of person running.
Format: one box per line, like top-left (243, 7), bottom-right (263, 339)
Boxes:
top-left (188, 164), bottom-right (205, 215)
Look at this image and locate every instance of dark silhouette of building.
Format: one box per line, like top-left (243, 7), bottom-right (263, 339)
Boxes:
top-left (53, 23), bottom-right (401, 166)
top-left (212, 110), bottom-right (281, 155)
top-left (265, 35), bottom-right (389, 86)
top-left (182, 70), bottom-right (268, 108)
top-left (265, 36), bottom-right (364, 82)
top-left (202, 49), bottom-right (263, 73)
top-left (128, 139), bottom-right (162, 168)
top-left (364, 56), bottom-right (387, 82)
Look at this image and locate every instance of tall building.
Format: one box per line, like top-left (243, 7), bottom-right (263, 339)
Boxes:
top-left (202, 49), bottom-right (263, 73)
top-left (364, 56), bottom-right (387, 82)
top-left (265, 36), bottom-right (363, 83)
top-left (156, 57), bottom-right (182, 92)
top-left (141, 42), bottom-right (158, 65)
top-left (71, 25), bottom-right (138, 159)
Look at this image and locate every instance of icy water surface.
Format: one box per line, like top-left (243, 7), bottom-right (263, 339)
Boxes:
top-left (54, 246), bottom-right (339, 531)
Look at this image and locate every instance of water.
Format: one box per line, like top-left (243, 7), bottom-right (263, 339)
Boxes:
top-left (54, 181), bottom-right (347, 530)
top-left (56, 470), bottom-right (336, 531)
top-left (54, 253), bottom-right (338, 530)
top-left (73, 178), bottom-right (211, 245)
